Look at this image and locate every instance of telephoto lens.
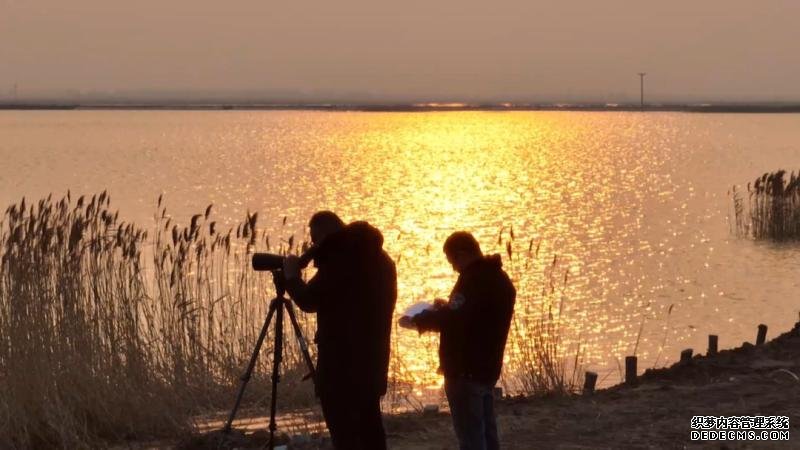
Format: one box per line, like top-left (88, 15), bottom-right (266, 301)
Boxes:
top-left (251, 247), bottom-right (317, 272)
top-left (251, 253), bottom-right (285, 271)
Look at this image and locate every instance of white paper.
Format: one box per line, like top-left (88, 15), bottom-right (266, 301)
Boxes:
top-left (402, 301), bottom-right (434, 318)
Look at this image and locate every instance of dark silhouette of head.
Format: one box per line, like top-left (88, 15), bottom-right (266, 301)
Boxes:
top-left (309, 210), bottom-right (345, 245)
top-left (443, 231), bottom-right (483, 273)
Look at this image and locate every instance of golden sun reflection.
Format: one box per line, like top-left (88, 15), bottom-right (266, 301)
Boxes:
top-left (310, 111), bottom-right (647, 396)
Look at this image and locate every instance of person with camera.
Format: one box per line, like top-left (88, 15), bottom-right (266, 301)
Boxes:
top-left (282, 211), bottom-right (397, 450)
top-left (402, 231), bottom-right (515, 450)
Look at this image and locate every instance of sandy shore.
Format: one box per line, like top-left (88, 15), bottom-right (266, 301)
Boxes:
top-left (178, 323), bottom-right (800, 449)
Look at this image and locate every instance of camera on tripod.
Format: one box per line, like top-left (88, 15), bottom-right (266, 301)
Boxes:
top-left (251, 247), bottom-right (316, 272)
top-left (226, 246), bottom-right (319, 448)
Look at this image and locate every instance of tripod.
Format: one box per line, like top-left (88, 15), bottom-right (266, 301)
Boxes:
top-left (223, 271), bottom-right (316, 449)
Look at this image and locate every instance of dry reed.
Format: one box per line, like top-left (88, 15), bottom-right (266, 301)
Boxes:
top-left (0, 192), bottom-right (314, 449)
top-left (732, 170), bottom-right (800, 240)
top-left (497, 227), bottom-right (584, 397)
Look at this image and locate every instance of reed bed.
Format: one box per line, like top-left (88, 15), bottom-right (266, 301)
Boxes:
top-left (1, 192), bottom-right (581, 448)
top-left (0, 192), bottom-right (314, 449)
top-left (732, 170), bottom-right (800, 240)
top-left (497, 228), bottom-right (583, 397)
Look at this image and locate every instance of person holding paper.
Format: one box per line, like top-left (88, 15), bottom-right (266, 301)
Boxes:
top-left (404, 231), bottom-right (515, 450)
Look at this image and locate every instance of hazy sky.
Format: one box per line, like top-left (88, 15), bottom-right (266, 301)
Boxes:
top-left (1, 0), bottom-right (798, 102)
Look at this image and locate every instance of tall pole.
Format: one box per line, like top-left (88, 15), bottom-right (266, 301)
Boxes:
top-left (637, 73), bottom-right (646, 110)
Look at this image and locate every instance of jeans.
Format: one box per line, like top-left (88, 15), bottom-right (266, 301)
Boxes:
top-left (444, 377), bottom-right (499, 450)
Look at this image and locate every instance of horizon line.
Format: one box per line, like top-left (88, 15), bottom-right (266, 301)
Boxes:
top-left (3, 101), bottom-right (800, 113)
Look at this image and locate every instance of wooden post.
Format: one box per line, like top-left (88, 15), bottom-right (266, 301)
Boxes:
top-left (680, 349), bottom-right (693, 364)
top-left (583, 371), bottom-right (598, 395)
top-left (625, 356), bottom-right (637, 385)
top-left (708, 335), bottom-right (718, 356)
top-left (756, 324), bottom-right (768, 346)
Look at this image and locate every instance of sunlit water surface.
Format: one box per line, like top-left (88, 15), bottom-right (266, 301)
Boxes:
top-left (2, 110), bottom-right (800, 396)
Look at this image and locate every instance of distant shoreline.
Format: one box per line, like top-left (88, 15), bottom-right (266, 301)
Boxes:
top-left (2, 103), bottom-right (800, 113)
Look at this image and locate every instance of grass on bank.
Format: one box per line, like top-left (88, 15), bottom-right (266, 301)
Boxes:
top-left (499, 230), bottom-right (583, 397)
top-left (0, 192), bottom-right (317, 448)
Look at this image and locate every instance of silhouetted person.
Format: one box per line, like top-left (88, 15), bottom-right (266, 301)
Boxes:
top-left (283, 211), bottom-right (397, 450)
top-left (404, 231), bottom-right (515, 450)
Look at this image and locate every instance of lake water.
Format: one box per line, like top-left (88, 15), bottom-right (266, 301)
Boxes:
top-left (2, 110), bottom-right (800, 395)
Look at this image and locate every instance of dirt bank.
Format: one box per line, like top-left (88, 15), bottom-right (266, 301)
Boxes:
top-left (178, 323), bottom-right (800, 450)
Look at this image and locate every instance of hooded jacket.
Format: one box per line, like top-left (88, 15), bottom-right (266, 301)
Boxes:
top-left (286, 221), bottom-right (397, 396)
top-left (414, 254), bottom-right (516, 385)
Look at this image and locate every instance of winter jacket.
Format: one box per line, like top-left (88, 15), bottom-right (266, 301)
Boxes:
top-left (414, 254), bottom-right (515, 385)
top-left (286, 221), bottom-right (397, 396)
